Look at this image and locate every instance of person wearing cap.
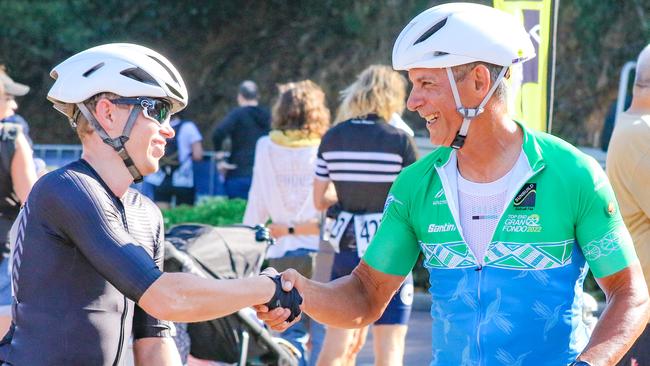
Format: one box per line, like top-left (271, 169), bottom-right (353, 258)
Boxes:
top-left (0, 73), bottom-right (37, 337)
top-left (0, 43), bottom-right (301, 366)
top-left (0, 66), bottom-right (49, 177)
top-left (211, 80), bottom-right (271, 199)
top-left (256, 3), bottom-right (649, 366)
top-left (0, 66), bottom-right (31, 139)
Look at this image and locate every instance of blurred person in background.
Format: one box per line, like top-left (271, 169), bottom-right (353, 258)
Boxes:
top-left (0, 77), bottom-right (37, 335)
top-left (313, 65), bottom-right (418, 366)
top-left (0, 66), bottom-right (30, 138)
top-left (607, 43), bottom-right (650, 366)
top-left (212, 80), bottom-right (270, 199)
top-left (0, 66), bottom-right (47, 176)
top-left (243, 80), bottom-right (330, 366)
top-left (146, 112), bottom-right (203, 208)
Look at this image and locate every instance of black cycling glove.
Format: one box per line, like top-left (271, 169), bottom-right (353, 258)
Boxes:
top-left (265, 275), bottom-right (303, 322)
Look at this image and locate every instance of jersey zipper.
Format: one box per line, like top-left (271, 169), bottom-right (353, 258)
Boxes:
top-left (113, 296), bottom-right (129, 366)
top-left (476, 267), bottom-right (482, 365)
top-left (113, 200), bottom-right (129, 366)
top-left (437, 153), bottom-right (546, 364)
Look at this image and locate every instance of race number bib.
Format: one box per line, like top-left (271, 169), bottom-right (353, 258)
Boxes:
top-left (327, 211), bottom-right (353, 252)
top-left (353, 213), bottom-right (382, 257)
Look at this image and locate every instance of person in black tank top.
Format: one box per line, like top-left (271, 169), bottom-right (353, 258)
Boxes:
top-left (313, 65), bottom-right (418, 366)
top-left (0, 77), bottom-right (37, 337)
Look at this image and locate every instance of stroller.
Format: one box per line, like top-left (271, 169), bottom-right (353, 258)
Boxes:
top-left (163, 223), bottom-right (299, 366)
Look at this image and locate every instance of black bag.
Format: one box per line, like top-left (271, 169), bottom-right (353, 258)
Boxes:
top-left (164, 224), bottom-right (296, 364)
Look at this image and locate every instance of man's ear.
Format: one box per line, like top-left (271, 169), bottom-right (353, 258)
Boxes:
top-left (94, 98), bottom-right (117, 132)
top-left (470, 64), bottom-right (492, 100)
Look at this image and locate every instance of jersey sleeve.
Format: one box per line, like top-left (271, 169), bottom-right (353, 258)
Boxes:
top-left (132, 305), bottom-right (175, 339)
top-left (575, 157), bottom-right (638, 278)
top-left (37, 173), bottom-right (163, 302)
top-left (133, 213), bottom-right (175, 339)
top-left (362, 171), bottom-right (421, 276)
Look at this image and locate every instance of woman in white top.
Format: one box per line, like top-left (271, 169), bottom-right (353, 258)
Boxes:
top-left (243, 80), bottom-right (330, 366)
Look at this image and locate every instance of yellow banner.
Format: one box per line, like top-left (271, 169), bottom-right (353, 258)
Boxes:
top-left (493, 0), bottom-right (556, 132)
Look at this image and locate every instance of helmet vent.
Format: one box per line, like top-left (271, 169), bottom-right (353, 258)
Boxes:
top-left (433, 51), bottom-right (449, 57)
top-left (82, 62), bottom-right (105, 77)
top-left (148, 55), bottom-right (179, 84)
top-left (414, 18), bottom-right (448, 45)
top-left (120, 67), bottom-right (157, 86)
top-left (165, 83), bottom-right (183, 100)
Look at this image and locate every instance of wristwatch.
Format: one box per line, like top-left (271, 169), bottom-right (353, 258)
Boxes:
top-left (568, 361), bottom-right (592, 366)
top-left (288, 226), bottom-right (295, 235)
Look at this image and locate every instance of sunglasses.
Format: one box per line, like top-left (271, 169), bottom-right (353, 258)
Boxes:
top-left (110, 97), bottom-right (171, 124)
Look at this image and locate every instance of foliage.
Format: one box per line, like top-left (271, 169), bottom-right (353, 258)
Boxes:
top-left (161, 197), bottom-right (246, 229)
top-left (553, 0), bottom-right (649, 144)
top-left (1, 1), bottom-right (648, 144)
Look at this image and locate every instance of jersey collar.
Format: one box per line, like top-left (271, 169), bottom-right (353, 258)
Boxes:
top-left (431, 121), bottom-right (545, 173)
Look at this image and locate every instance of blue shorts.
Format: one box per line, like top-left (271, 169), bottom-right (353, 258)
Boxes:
top-left (330, 249), bottom-right (413, 325)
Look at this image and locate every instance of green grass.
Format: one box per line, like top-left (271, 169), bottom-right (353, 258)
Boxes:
top-left (161, 197), bottom-right (247, 228)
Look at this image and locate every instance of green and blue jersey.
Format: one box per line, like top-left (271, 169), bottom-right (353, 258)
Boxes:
top-left (364, 123), bottom-right (637, 365)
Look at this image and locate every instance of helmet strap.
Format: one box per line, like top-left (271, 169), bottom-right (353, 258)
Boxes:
top-left (76, 102), bottom-right (144, 183)
top-left (446, 66), bottom-right (509, 149)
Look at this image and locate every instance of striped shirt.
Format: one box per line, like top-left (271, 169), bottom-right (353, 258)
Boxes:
top-left (315, 115), bottom-right (418, 214)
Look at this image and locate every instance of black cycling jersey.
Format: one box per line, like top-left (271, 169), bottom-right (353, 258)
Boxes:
top-left (316, 116), bottom-right (417, 213)
top-left (315, 116), bottom-right (418, 250)
top-left (0, 160), bottom-right (173, 366)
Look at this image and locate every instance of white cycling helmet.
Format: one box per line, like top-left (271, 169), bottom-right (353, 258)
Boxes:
top-left (392, 3), bottom-right (535, 149)
top-left (48, 43), bottom-right (188, 117)
top-left (47, 43), bottom-right (189, 182)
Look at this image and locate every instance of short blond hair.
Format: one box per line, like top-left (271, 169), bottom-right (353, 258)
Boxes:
top-left (74, 92), bottom-right (122, 140)
top-left (271, 80), bottom-right (330, 137)
top-left (335, 65), bottom-right (406, 123)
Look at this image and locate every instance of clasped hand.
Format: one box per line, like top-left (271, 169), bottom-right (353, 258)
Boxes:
top-left (260, 268), bottom-right (302, 324)
top-left (256, 268), bottom-right (304, 331)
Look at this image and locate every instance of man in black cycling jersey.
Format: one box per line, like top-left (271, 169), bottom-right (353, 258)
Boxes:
top-left (0, 43), bottom-right (301, 366)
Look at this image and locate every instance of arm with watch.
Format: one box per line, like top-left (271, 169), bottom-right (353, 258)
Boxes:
top-left (268, 219), bottom-right (321, 239)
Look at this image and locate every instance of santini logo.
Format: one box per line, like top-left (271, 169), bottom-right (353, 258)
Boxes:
top-left (513, 183), bottom-right (536, 210)
top-left (428, 223), bottom-right (456, 233)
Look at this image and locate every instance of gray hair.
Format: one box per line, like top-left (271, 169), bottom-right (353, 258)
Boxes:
top-left (451, 62), bottom-right (507, 104)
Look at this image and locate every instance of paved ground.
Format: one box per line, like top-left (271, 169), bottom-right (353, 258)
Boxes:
top-left (357, 309), bottom-right (432, 366)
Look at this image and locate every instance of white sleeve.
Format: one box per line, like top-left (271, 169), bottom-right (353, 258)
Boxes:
top-left (179, 122), bottom-right (203, 145)
top-left (243, 139), bottom-right (270, 225)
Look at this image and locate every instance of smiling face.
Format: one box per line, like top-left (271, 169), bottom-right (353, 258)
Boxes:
top-left (110, 102), bottom-right (174, 176)
top-left (406, 67), bottom-right (468, 147)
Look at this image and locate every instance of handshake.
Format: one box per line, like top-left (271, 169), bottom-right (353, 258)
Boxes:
top-left (262, 273), bottom-right (303, 323)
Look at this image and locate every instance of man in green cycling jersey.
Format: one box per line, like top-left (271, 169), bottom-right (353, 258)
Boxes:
top-left (256, 3), bottom-right (650, 366)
